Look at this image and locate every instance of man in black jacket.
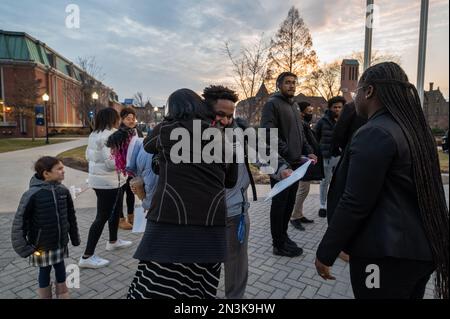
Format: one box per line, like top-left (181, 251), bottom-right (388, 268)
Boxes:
top-left (290, 102), bottom-right (325, 230)
top-left (314, 96), bottom-right (344, 218)
top-left (330, 101), bottom-right (367, 157)
top-left (260, 72), bottom-right (317, 257)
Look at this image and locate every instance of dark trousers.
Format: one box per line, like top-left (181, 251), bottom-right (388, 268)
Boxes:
top-left (269, 177), bottom-right (299, 248)
top-left (38, 261), bottom-right (66, 288)
top-left (84, 188), bottom-right (124, 256)
top-left (224, 213), bottom-right (250, 299)
top-left (349, 256), bottom-right (435, 299)
top-left (121, 177), bottom-right (135, 218)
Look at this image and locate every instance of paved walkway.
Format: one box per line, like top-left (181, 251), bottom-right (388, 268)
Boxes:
top-left (1, 184), bottom-right (447, 299)
top-left (0, 138), bottom-right (90, 213)
top-left (0, 140), bottom-right (447, 299)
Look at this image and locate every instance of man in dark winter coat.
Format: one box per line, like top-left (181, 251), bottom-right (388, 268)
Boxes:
top-left (260, 72), bottom-right (317, 257)
top-left (290, 102), bottom-right (325, 230)
top-left (315, 96), bottom-right (344, 218)
top-left (331, 101), bottom-right (367, 157)
top-left (328, 101), bottom-right (368, 225)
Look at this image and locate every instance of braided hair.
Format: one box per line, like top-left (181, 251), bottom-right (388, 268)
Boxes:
top-left (359, 62), bottom-right (449, 299)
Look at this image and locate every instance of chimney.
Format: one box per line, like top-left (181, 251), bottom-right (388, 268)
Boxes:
top-left (429, 82), bottom-right (434, 91)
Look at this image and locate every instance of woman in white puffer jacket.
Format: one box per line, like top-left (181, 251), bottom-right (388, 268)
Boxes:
top-left (78, 108), bottom-right (132, 269)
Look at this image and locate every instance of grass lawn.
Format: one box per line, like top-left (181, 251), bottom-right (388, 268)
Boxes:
top-left (0, 138), bottom-right (75, 153)
top-left (439, 150), bottom-right (449, 174)
top-left (57, 145), bottom-right (88, 172)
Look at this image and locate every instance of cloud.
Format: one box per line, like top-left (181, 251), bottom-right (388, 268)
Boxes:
top-left (0, 0), bottom-right (447, 102)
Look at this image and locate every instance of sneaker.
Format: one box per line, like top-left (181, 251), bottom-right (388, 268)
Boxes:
top-left (290, 219), bottom-right (305, 230)
top-left (119, 218), bottom-right (132, 230)
top-left (318, 208), bottom-right (327, 218)
top-left (78, 255), bottom-right (110, 269)
top-left (299, 216), bottom-right (314, 224)
top-left (106, 239), bottom-right (132, 251)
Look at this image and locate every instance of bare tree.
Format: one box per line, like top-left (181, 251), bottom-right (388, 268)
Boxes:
top-left (133, 92), bottom-right (154, 124)
top-left (133, 92), bottom-right (146, 108)
top-left (302, 50), bottom-right (401, 100)
top-left (302, 61), bottom-right (342, 100)
top-left (65, 56), bottom-right (107, 130)
top-left (225, 35), bottom-right (269, 123)
top-left (266, 6), bottom-right (318, 92)
top-left (352, 50), bottom-right (402, 74)
top-left (76, 56), bottom-right (105, 82)
top-left (63, 80), bottom-right (83, 124)
top-left (9, 72), bottom-right (41, 141)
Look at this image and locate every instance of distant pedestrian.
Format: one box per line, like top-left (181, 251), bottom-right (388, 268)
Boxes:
top-left (314, 96), bottom-right (344, 218)
top-left (78, 108), bottom-right (132, 270)
top-left (118, 107), bottom-right (144, 230)
top-left (290, 102), bottom-right (324, 231)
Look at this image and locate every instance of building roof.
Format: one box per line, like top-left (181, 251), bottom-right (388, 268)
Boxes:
top-left (0, 30), bottom-right (118, 98)
top-left (424, 88), bottom-right (448, 104)
top-left (341, 59), bottom-right (359, 66)
top-left (0, 30), bottom-right (82, 80)
top-left (255, 83), bottom-right (269, 99)
top-left (295, 93), bottom-right (327, 106)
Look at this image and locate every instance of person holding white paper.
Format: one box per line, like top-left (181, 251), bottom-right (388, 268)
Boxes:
top-left (260, 72), bottom-right (318, 257)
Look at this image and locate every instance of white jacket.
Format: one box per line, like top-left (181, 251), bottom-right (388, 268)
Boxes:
top-left (86, 129), bottom-right (126, 189)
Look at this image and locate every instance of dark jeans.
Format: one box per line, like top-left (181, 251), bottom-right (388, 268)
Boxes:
top-left (349, 256), bottom-right (435, 299)
top-left (269, 177), bottom-right (299, 248)
top-left (38, 261), bottom-right (66, 288)
top-left (84, 188), bottom-right (124, 256)
top-left (121, 177), bottom-right (135, 218)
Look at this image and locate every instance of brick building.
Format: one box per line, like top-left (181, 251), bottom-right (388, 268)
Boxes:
top-left (340, 59), bottom-right (359, 102)
top-left (0, 30), bottom-right (120, 138)
top-left (423, 82), bottom-right (449, 130)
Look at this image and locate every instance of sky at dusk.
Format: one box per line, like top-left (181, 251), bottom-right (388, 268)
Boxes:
top-left (1, 0), bottom-right (448, 105)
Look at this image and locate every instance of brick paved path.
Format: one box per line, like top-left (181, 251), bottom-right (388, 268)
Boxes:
top-left (2, 188), bottom-right (443, 299)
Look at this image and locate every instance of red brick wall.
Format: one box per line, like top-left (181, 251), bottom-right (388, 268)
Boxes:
top-left (1, 63), bottom-right (84, 138)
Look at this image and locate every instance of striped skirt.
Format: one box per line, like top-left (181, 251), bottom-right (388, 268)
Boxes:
top-left (127, 261), bottom-right (221, 299)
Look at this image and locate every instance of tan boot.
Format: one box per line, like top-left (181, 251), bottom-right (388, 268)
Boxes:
top-left (127, 214), bottom-right (134, 225)
top-left (55, 282), bottom-right (70, 299)
top-left (38, 284), bottom-right (52, 299)
top-left (119, 218), bottom-right (132, 230)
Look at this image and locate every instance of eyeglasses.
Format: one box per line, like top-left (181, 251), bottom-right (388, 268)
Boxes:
top-left (350, 86), bottom-right (366, 100)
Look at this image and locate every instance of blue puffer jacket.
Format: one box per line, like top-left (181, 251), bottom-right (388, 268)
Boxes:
top-left (126, 138), bottom-right (158, 210)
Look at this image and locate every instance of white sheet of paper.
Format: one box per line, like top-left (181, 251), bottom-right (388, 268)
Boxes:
top-left (132, 204), bottom-right (147, 233)
top-left (264, 160), bottom-right (313, 202)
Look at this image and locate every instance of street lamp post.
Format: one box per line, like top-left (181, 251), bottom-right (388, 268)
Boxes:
top-left (91, 92), bottom-right (99, 130)
top-left (42, 93), bottom-right (50, 144)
